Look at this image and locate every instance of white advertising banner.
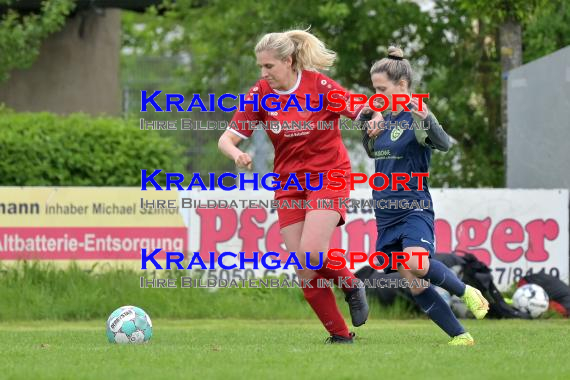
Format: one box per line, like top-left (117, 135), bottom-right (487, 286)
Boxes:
top-left (182, 189), bottom-right (569, 291)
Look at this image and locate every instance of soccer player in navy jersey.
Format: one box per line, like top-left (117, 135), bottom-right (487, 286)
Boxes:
top-left (359, 46), bottom-right (489, 346)
top-left (218, 29), bottom-right (369, 344)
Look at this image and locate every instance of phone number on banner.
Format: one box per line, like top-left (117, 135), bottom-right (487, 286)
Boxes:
top-left (492, 266), bottom-right (560, 287)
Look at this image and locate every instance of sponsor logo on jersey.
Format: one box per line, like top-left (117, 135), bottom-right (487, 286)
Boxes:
top-left (391, 126), bottom-right (404, 141)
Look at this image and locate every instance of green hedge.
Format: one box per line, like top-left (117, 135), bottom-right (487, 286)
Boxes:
top-left (0, 108), bottom-right (187, 186)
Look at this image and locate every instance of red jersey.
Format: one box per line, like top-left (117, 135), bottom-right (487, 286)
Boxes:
top-left (230, 70), bottom-right (361, 179)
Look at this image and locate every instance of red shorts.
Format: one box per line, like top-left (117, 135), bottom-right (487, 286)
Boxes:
top-left (275, 172), bottom-right (350, 229)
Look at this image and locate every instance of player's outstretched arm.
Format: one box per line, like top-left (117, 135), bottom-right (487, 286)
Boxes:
top-left (218, 130), bottom-right (253, 170)
top-left (415, 112), bottom-right (451, 152)
top-left (411, 98), bottom-right (451, 152)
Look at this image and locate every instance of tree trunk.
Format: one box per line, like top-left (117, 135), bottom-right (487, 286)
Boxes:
top-left (499, 18), bottom-right (522, 184)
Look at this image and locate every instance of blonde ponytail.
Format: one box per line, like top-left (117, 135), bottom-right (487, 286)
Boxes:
top-left (255, 28), bottom-right (336, 71)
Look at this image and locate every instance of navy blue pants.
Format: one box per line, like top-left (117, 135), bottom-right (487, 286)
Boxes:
top-left (375, 213), bottom-right (435, 273)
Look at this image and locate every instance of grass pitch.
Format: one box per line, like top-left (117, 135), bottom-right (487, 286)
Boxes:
top-left (0, 319), bottom-right (569, 380)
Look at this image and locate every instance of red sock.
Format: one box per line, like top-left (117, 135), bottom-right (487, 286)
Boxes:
top-left (315, 265), bottom-right (358, 293)
top-left (302, 276), bottom-right (350, 338)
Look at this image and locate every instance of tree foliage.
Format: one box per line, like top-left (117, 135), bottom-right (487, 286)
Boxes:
top-left (523, 0), bottom-right (570, 63)
top-left (0, 0), bottom-right (75, 82)
top-left (122, 0), bottom-right (570, 187)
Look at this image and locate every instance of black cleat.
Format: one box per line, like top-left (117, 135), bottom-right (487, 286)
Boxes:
top-left (345, 280), bottom-right (369, 327)
top-left (324, 332), bottom-right (355, 344)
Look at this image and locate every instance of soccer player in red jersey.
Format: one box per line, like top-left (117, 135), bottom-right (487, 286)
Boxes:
top-left (218, 29), bottom-right (369, 343)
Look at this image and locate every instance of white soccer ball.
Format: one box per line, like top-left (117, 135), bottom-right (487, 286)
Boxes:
top-left (106, 305), bottom-right (153, 344)
top-left (513, 284), bottom-right (550, 318)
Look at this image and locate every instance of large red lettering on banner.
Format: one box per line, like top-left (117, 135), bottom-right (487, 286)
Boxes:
top-left (525, 219), bottom-right (559, 262)
top-left (265, 221), bottom-right (284, 254)
top-left (239, 208), bottom-right (267, 257)
top-left (434, 219), bottom-right (452, 253)
top-left (195, 207), bottom-right (560, 268)
top-left (345, 219), bottom-right (376, 253)
top-left (439, 217), bottom-right (559, 266)
top-left (492, 218), bottom-right (524, 263)
top-left (455, 217), bottom-right (492, 265)
top-left (197, 208), bottom-right (237, 258)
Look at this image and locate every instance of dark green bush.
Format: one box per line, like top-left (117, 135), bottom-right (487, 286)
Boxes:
top-left (0, 108), bottom-right (187, 186)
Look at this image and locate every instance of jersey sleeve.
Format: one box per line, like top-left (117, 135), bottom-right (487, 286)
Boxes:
top-left (318, 73), bottom-right (363, 120)
top-left (229, 82), bottom-right (265, 140)
top-left (413, 111), bottom-right (451, 151)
